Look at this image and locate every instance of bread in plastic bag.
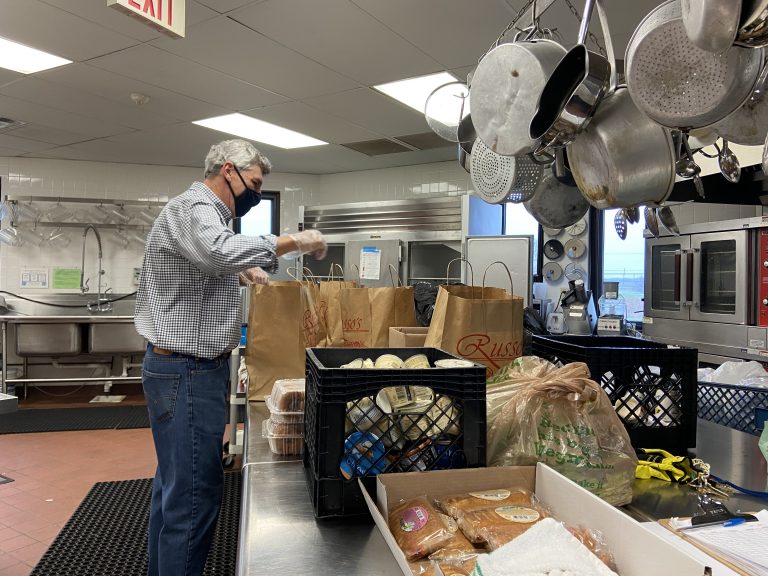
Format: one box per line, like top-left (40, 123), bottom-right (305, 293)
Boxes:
top-left (427, 514), bottom-right (475, 561)
top-left (486, 357), bottom-right (637, 506)
top-left (457, 503), bottom-right (548, 545)
top-left (434, 488), bottom-right (534, 519)
top-left (408, 561), bottom-right (437, 576)
top-left (389, 496), bottom-right (453, 561)
top-left (566, 525), bottom-right (618, 571)
top-left (436, 554), bottom-right (481, 576)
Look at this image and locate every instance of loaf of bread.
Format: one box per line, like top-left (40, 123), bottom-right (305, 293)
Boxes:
top-left (272, 379), bottom-right (305, 411)
top-left (436, 555), bottom-right (480, 576)
top-left (436, 488), bottom-right (534, 519)
top-left (427, 514), bottom-right (474, 561)
top-left (268, 421), bottom-right (304, 436)
top-left (408, 561), bottom-right (436, 576)
top-left (389, 496), bottom-right (453, 561)
top-left (457, 504), bottom-right (547, 545)
top-left (567, 525), bottom-right (617, 571)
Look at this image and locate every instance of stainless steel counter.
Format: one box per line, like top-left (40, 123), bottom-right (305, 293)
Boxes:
top-left (239, 403), bottom-right (768, 575)
top-left (238, 402), bottom-right (400, 575)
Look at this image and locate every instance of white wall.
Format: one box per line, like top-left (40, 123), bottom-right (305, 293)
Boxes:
top-left (0, 157), bottom-right (319, 293)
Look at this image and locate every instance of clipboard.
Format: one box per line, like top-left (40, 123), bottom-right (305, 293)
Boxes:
top-left (659, 517), bottom-right (756, 576)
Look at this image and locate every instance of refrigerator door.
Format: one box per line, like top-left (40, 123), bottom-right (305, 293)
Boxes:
top-left (345, 239), bottom-right (402, 287)
top-left (465, 235), bottom-right (532, 307)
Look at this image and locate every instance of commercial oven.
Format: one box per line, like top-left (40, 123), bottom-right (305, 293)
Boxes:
top-left (643, 217), bottom-right (768, 363)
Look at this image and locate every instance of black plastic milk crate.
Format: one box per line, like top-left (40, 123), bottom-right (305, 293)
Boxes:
top-left (304, 347), bottom-right (487, 518)
top-left (532, 335), bottom-right (698, 452)
top-left (698, 382), bottom-right (768, 435)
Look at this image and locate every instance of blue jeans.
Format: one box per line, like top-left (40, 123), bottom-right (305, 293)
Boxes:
top-left (142, 344), bottom-right (230, 576)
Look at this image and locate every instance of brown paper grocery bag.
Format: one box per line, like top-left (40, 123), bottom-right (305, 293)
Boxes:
top-left (338, 285), bottom-right (418, 348)
top-left (245, 281), bottom-right (317, 400)
top-left (425, 281), bottom-right (524, 379)
top-left (317, 264), bottom-right (356, 346)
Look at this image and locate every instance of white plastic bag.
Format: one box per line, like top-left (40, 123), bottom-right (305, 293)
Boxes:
top-left (701, 361), bottom-right (766, 385)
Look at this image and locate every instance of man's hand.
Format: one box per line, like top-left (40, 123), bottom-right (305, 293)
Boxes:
top-left (239, 266), bottom-right (270, 286)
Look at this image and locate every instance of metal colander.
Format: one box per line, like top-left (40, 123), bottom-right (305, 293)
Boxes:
top-left (470, 139), bottom-right (543, 204)
top-left (625, 0), bottom-right (763, 130)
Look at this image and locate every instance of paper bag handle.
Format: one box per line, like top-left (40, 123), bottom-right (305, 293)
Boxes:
top-left (388, 264), bottom-right (404, 287)
top-left (327, 263), bottom-right (345, 281)
top-left (446, 258), bottom-right (474, 286)
top-left (286, 265), bottom-right (300, 281)
top-left (482, 260), bottom-right (514, 296)
top-left (352, 263), bottom-right (361, 283)
top-left (302, 266), bottom-right (318, 284)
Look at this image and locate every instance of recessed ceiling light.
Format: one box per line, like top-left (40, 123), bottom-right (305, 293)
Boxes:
top-left (0, 36), bottom-right (71, 74)
top-left (374, 72), bottom-right (466, 122)
top-left (192, 113), bottom-right (327, 149)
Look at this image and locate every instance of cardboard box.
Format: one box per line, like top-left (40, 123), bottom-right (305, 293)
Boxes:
top-left (361, 463), bottom-right (711, 576)
top-left (388, 327), bottom-right (430, 348)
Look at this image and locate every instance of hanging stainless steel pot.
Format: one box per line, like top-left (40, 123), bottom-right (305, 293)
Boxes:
top-left (523, 172), bottom-right (590, 229)
top-left (529, 0), bottom-right (615, 150)
top-left (736, 0), bottom-right (768, 47)
top-left (625, 0), bottom-right (764, 131)
top-left (681, 0), bottom-right (741, 53)
top-left (470, 38), bottom-right (567, 157)
top-left (457, 114), bottom-right (476, 174)
top-left (711, 63), bottom-right (768, 145)
top-left (569, 87), bottom-right (676, 209)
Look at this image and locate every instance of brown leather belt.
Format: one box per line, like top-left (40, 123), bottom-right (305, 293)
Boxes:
top-left (150, 344), bottom-right (230, 361)
top-left (153, 346), bottom-right (174, 355)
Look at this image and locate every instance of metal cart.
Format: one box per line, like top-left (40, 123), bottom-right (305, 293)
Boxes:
top-left (223, 346), bottom-right (246, 468)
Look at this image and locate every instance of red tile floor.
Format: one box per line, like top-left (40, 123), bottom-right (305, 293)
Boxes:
top-left (0, 384), bottom-right (157, 575)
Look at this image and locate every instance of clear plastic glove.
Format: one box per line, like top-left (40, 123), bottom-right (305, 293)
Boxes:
top-left (239, 266), bottom-right (270, 286)
top-left (286, 229), bottom-right (327, 260)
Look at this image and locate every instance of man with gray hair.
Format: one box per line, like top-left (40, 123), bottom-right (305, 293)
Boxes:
top-left (135, 138), bottom-right (326, 576)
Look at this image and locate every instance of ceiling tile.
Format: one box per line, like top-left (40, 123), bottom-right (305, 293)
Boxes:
top-left (7, 125), bottom-right (94, 147)
top-left (0, 132), bottom-right (66, 153)
top-left (195, 0), bottom-right (263, 14)
top-left (0, 94), bottom-right (135, 141)
top-left (88, 44), bottom-right (288, 111)
top-left (350, 0), bottom-right (518, 69)
top-left (40, 0), bottom-right (219, 42)
top-left (232, 0), bottom-right (443, 85)
top-left (40, 123), bottom-right (221, 167)
top-left (0, 0), bottom-right (139, 62)
top-left (0, 69), bottom-right (23, 89)
top-left (0, 77), bottom-right (176, 131)
top-left (303, 88), bottom-right (431, 138)
top-left (151, 16), bottom-right (359, 99)
top-left (38, 64), bottom-right (230, 122)
top-left (242, 101), bottom-right (380, 144)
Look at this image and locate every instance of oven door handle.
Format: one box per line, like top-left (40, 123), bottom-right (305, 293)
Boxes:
top-left (674, 250), bottom-right (682, 305)
top-left (686, 250), bottom-right (695, 306)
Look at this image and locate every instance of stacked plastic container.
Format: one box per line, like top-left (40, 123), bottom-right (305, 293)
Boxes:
top-left (262, 379), bottom-right (306, 455)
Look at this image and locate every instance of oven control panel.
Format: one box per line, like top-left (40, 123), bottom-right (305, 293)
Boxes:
top-left (760, 230), bottom-right (768, 327)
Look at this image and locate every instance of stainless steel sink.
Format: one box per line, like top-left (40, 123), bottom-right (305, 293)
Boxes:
top-left (16, 323), bottom-right (82, 356)
top-left (1, 294), bottom-right (144, 356)
top-left (88, 323), bottom-right (146, 354)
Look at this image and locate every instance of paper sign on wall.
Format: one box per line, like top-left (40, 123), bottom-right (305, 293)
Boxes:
top-left (51, 268), bottom-right (81, 290)
top-left (20, 268), bottom-right (48, 289)
top-left (360, 246), bottom-right (381, 280)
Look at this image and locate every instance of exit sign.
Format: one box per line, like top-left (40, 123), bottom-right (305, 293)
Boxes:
top-left (107, 0), bottom-right (185, 38)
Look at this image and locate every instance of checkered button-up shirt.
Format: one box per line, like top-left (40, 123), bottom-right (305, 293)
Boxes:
top-left (135, 181), bottom-right (277, 359)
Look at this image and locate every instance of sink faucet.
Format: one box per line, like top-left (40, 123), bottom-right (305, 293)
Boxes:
top-left (80, 225), bottom-right (112, 313)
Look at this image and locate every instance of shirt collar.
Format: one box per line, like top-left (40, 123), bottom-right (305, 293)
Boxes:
top-left (195, 181), bottom-right (232, 222)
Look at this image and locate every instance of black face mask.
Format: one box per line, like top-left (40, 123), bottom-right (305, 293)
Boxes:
top-left (226, 166), bottom-right (262, 218)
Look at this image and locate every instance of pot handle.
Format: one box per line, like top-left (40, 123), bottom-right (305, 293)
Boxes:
top-left (595, 0), bottom-right (617, 92)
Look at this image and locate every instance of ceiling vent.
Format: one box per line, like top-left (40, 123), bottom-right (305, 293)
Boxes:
top-left (341, 138), bottom-right (412, 156)
top-left (395, 132), bottom-right (453, 151)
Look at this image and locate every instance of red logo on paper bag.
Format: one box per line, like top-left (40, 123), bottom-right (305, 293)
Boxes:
top-left (456, 333), bottom-right (521, 374)
top-left (303, 310), bottom-right (318, 346)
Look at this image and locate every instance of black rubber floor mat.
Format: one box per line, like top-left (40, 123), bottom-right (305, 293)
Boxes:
top-left (31, 472), bottom-right (241, 576)
top-left (0, 406), bottom-right (149, 434)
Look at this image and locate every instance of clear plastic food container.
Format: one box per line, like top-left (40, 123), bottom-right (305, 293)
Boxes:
top-left (263, 417), bottom-right (304, 437)
top-left (265, 394), bottom-right (304, 423)
top-left (271, 378), bottom-right (306, 412)
top-left (262, 419), bottom-right (304, 455)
